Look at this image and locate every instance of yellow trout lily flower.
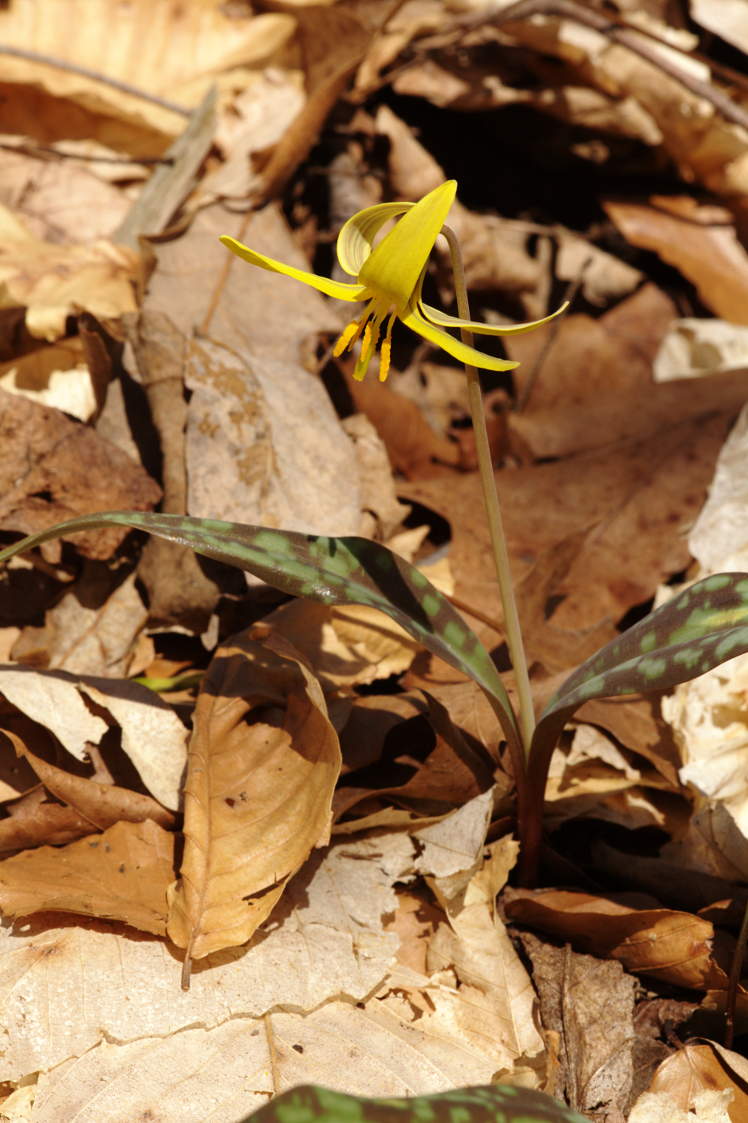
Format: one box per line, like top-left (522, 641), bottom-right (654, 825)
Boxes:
top-left (220, 180), bottom-right (566, 382)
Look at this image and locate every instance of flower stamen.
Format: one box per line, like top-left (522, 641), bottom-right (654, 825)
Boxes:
top-left (332, 318), bottom-right (364, 357)
top-left (378, 311), bottom-right (397, 382)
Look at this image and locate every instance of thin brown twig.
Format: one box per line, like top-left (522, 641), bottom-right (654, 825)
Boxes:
top-left (0, 140), bottom-right (173, 165)
top-left (0, 44), bottom-right (191, 116)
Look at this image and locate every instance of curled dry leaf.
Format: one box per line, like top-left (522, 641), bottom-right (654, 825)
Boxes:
top-left (0, 203), bottom-right (139, 341)
top-left (0, 786), bottom-right (95, 852)
top-left (642, 1040), bottom-right (748, 1123)
top-left (604, 199), bottom-right (748, 325)
top-left (0, 388), bottom-right (160, 560)
top-left (166, 631), bottom-right (341, 967)
top-left (7, 727), bottom-right (175, 832)
top-left (505, 889), bottom-right (729, 991)
top-left (0, 818), bottom-right (174, 936)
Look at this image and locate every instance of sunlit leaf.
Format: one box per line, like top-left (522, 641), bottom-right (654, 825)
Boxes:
top-left (239, 1083), bottom-right (590, 1123)
top-left (0, 511), bottom-right (520, 752)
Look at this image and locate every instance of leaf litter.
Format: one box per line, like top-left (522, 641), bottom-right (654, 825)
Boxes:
top-left (1, 2), bottom-right (748, 1121)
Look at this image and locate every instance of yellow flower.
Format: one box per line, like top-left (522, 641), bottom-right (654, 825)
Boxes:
top-left (220, 180), bottom-right (565, 382)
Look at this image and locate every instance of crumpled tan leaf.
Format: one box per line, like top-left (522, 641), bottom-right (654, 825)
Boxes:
top-left (0, 832), bottom-right (413, 1081)
top-left (0, 203), bottom-right (139, 340)
top-left (166, 632), bottom-right (341, 966)
top-left (0, 818), bottom-right (174, 936)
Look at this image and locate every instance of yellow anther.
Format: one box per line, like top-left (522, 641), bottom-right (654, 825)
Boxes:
top-left (333, 319), bottom-right (362, 357)
top-left (379, 336), bottom-right (392, 382)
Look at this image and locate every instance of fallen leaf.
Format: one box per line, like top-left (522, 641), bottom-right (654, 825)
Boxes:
top-left (0, 338), bottom-right (97, 421)
top-left (11, 569), bottom-right (148, 677)
top-left (0, 787), bottom-right (94, 852)
top-left (506, 889), bottom-right (729, 991)
top-left (604, 199), bottom-right (748, 325)
top-left (508, 284), bottom-right (748, 460)
top-left (654, 319), bottom-right (748, 383)
top-left (691, 0), bottom-right (748, 52)
top-left (7, 726), bottom-right (174, 832)
top-left (0, 148), bottom-right (129, 243)
top-left (644, 1040), bottom-right (748, 1123)
top-left (0, 819), bottom-right (174, 936)
top-left (0, 0), bottom-right (296, 153)
top-left (0, 832), bottom-right (412, 1080)
top-left (166, 632), bottom-right (341, 964)
top-left (404, 410), bottom-right (736, 672)
top-left (0, 388), bottom-right (160, 560)
top-left (0, 203), bottom-right (139, 341)
top-left (140, 202), bottom-right (363, 536)
top-left (519, 931), bottom-right (636, 1119)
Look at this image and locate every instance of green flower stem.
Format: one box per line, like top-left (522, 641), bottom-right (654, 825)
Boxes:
top-left (443, 224), bottom-right (535, 760)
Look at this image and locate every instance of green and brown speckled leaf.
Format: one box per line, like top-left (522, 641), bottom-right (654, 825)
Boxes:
top-left (0, 511), bottom-right (520, 752)
top-left (239, 1084), bottom-right (590, 1123)
top-left (529, 572), bottom-right (748, 788)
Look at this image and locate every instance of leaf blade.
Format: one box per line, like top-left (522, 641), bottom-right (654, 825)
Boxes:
top-left (0, 511), bottom-right (518, 750)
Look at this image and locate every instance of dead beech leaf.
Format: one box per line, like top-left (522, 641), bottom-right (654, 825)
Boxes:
top-left (0, 787), bottom-right (94, 852)
top-left (644, 1040), bottom-right (748, 1122)
top-left (506, 890), bottom-right (728, 991)
top-left (167, 632), bottom-right (341, 965)
top-left (0, 203), bottom-right (139, 341)
top-left (7, 728), bottom-right (175, 831)
top-left (0, 834), bottom-right (411, 1081)
top-left (264, 600), bottom-right (421, 691)
top-left (0, 388), bottom-right (160, 560)
top-left (604, 199), bottom-right (748, 325)
top-left (519, 931), bottom-right (636, 1118)
top-left (0, 818), bottom-right (174, 935)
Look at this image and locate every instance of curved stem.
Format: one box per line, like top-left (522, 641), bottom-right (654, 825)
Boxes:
top-left (442, 224), bottom-right (536, 759)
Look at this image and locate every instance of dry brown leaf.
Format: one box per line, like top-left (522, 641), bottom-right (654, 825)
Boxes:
top-left (0, 148), bottom-right (130, 243)
top-left (0, 337), bottom-right (97, 421)
top-left (137, 203), bottom-right (363, 537)
top-left (506, 889), bottom-right (729, 991)
top-left (520, 931), bottom-right (636, 1118)
top-left (8, 727), bottom-right (174, 832)
top-left (643, 1040), bottom-right (748, 1123)
top-left (0, 203), bottom-right (139, 341)
top-left (0, 388), bottom-right (160, 560)
top-left (0, 818), bottom-right (174, 936)
top-left (0, 833), bottom-right (411, 1081)
top-left (604, 199), bottom-right (748, 325)
top-left (0, 0), bottom-right (296, 153)
top-left (576, 695), bottom-right (681, 788)
top-left (166, 632), bottom-right (341, 964)
top-left (334, 693), bottom-right (495, 821)
top-left (12, 569), bottom-right (147, 677)
top-left (404, 409), bottom-right (738, 674)
top-left (508, 284), bottom-right (748, 461)
top-left (0, 786), bottom-right (94, 852)
top-left (263, 600), bottom-right (421, 691)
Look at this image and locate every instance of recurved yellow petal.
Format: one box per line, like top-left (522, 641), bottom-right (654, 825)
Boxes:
top-left (219, 235), bottom-right (367, 302)
top-left (419, 299), bottom-right (569, 336)
top-left (401, 304), bottom-right (519, 372)
top-left (358, 180), bottom-right (457, 309)
top-left (336, 201), bottom-right (412, 277)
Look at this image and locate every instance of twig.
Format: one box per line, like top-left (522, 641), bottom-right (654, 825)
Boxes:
top-left (0, 45), bottom-right (190, 116)
top-left (0, 140), bottom-right (172, 165)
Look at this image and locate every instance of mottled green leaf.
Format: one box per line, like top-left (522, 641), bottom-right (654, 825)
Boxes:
top-left (239, 1084), bottom-right (590, 1123)
top-left (0, 511), bottom-right (519, 751)
top-left (529, 572), bottom-right (748, 789)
